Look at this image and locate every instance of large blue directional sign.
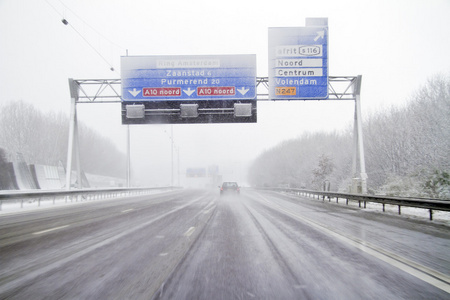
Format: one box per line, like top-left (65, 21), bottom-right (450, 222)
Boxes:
top-left (268, 19), bottom-right (328, 100)
top-left (121, 54), bottom-right (256, 101)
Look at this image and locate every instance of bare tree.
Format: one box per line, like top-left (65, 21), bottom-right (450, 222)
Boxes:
top-left (249, 74), bottom-right (449, 198)
top-left (312, 154), bottom-right (334, 190)
top-left (0, 100), bottom-right (125, 178)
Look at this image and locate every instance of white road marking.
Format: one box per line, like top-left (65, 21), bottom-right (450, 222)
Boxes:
top-left (2, 195), bottom-right (207, 294)
top-left (256, 194), bottom-right (450, 293)
top-left (184, 227), bottom-right (196, 237)
top-left (202, 202), bottom-right (215, 214)
top-left (246, 291), bottom-right (256, 298)
top-left (33, 225), bottom-right (69, 235)
top-left (121, 209), bottom-right (134, 213)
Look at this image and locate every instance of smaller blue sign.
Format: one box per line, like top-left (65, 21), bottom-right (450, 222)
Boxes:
top-left (268, 22), bottom-right (329, 100)
top-left (121, 55), bottom-right (256, 101)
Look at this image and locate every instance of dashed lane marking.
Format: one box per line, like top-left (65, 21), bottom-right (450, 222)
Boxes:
top-left (184, 227), bottom-right (196, 237)
top-left (33, 225), bottom-right (69, 235)
top-left (1, 195), bottom-right (207, 295)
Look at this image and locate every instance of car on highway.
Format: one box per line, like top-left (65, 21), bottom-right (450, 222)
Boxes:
top-left (219, 182), bottom-right (240, 196)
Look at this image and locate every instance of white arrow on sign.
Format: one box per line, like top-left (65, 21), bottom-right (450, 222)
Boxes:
top-left (183, 87), bottom-right (195, 96)
top-left (128, 88), bottom-right (141, 97)
top-left (314, 30), bottom-right (325, 41)
top-left (237, 87), bottom-right (249, 95)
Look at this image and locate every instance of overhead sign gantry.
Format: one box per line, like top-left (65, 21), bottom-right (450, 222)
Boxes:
top-left (121, 54), bottom-right (257, 124)
top-left (66, 17), bottom-right (367, 194)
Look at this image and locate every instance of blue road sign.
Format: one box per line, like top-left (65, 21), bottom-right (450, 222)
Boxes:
top-left (268, 21), bottom-right (329, 100)
top-left (121, 55), bottom-right (256, 101)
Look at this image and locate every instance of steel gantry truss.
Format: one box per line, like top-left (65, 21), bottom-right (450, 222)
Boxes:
top-left (71, 76), bottom-right (361, 103)
top-left (66, 76), bottom-right (367, 193)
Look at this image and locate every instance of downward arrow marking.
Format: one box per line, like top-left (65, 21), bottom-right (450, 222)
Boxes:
top-left (237, 87), bottom-right (249, 95)
top-left (128, 88), bottom-right (141, 97)
top-left (183, 87), bottom-right (195, 96)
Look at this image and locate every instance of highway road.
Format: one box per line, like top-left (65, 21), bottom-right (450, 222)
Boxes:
top-left (0, 189), bottom-right (449, 299)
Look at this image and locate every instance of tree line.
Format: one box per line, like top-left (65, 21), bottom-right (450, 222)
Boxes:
top-left (248, 75), bottom-right (450, 199)
top-left (0, 101), bottom-right (126, 178)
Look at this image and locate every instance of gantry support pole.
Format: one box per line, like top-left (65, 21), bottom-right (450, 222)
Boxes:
top-left (127, 125), bottom-right (131, 187)
top-left (66, 78), bottom-right (82, 190)
top-left (67, 77), bottom-right (368, 193)
top-left (352, 75), bottom-right (368, 194)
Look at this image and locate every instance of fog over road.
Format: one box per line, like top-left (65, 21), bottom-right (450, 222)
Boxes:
top-left (0, 189), bottom-right (449, 299)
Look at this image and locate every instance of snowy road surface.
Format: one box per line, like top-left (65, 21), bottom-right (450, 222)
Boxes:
top-left (0, 189), bottom-right (449, 299)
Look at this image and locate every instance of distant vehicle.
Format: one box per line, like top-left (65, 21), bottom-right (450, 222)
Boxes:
top-left (219, 182), bottom-right (240, 196)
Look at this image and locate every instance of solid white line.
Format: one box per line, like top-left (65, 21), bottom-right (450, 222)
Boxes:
top-left (33, 225), bottom-right (69, 235)
top-left (255, 193), bottom-right (450, 293)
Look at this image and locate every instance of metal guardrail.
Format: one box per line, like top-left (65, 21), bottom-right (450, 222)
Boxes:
top-left (0, 187), bottom-right (177, 211)
top-left (260, 187), bottom-right (450, 220)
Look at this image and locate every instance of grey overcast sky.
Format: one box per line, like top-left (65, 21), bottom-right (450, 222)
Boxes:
top-left (1, 0), bottom-right (449, 185)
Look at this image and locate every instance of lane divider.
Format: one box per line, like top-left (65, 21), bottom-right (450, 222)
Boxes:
top-left (184, 227), bottom-right (196, 237)
top-left (33, 225), bottom-right (69, 235)
top-left (1, 195), bottom-right (208, 295)
top-left (32, 207), bottom-right (136, 236)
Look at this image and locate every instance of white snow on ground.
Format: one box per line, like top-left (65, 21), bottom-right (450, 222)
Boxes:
top-left (2, 190), bottom-right (449, 227)
top-left (0, 189), bottom-right (170, 215)
top-left (284, 192), bottom-right (450, 226)
top-left (349, 200), bottom-right (450, 225)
